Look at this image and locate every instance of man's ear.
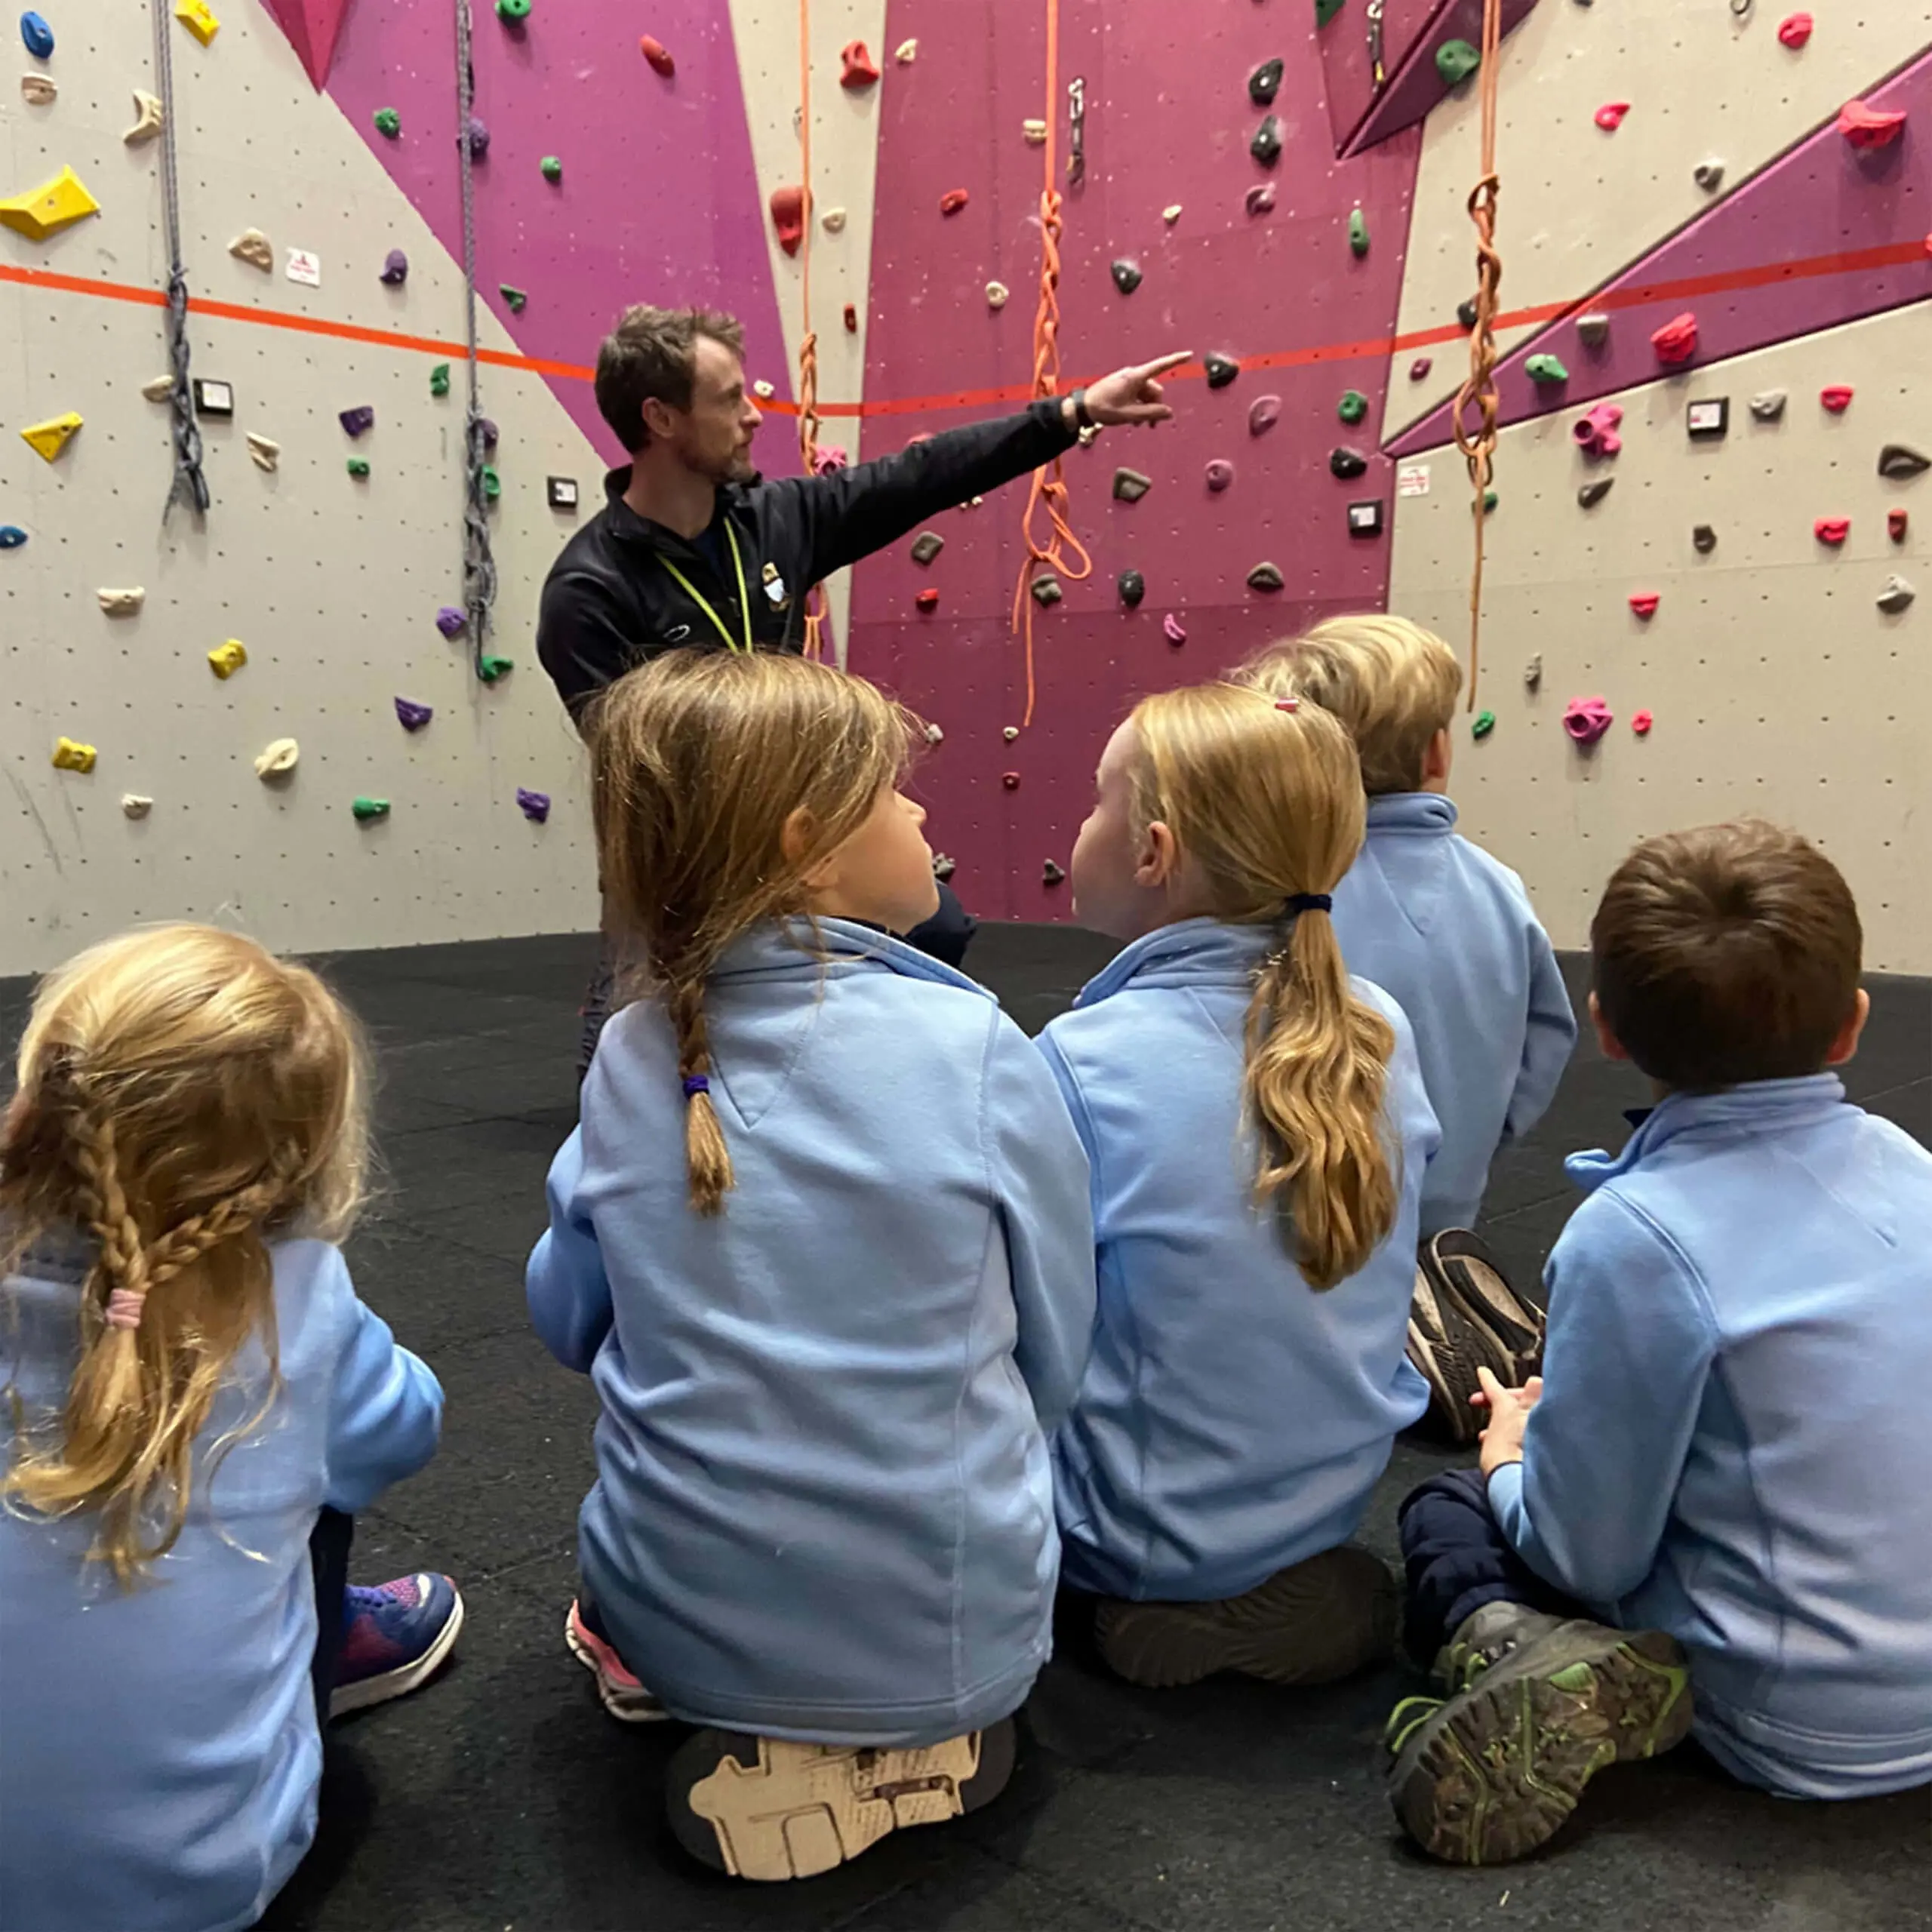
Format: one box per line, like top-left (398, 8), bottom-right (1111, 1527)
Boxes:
top-left (638, 395), bottom-right (678, 444)
top-left (1826, 988), bottom-right (1871, 1067)
top-left (1588, 990), bottom-right (1632, 1063)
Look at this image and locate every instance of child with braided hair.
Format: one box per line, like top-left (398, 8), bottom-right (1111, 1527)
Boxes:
top-left (0, 924), bottom-right (451, 1932)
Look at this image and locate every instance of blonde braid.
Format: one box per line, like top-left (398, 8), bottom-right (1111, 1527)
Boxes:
top-left (68, 1105), bottom-right (152, 1333)
top-left (664, 972), bottom-right (733, 1215)
top-left (143, 1156), bottom-right (299, 1292)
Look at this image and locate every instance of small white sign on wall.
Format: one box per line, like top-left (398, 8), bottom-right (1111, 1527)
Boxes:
top-left (1397, 463), bottom-right (1432, 498)
top-left (285, 248), bottom-right (321, 288)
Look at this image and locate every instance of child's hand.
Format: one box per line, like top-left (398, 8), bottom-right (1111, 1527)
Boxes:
top-left (1474, 1367), bottom-right (1542, 1477)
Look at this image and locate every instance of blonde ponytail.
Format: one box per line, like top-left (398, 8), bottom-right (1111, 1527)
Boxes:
top-left (664, 976), bottom-right (733, 1215)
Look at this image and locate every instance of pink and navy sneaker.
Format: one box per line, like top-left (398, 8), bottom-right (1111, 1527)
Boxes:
top-left (330, 1573), bottom-right (465, 1718)
top-left (565, 1598), bottom-right (668, 1723)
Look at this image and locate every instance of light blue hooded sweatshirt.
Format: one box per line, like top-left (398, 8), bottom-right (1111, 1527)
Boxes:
top-left (1, 1237), bottom-right (443, 1932)
top-left (1491, 1077), bottom-right (1932, 1799)
top-left (1038, 920), bottom-right (1440, 1603)
top-left (1330, 793), bottom-right (1575, 1234)
top-left (526, 918), bottom-right (1094, 1747)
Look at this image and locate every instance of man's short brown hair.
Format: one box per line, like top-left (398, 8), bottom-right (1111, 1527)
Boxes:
top-left (1592, 820), bottom-right (1863, 1091)
top-left (594, 306), bottom-right (744, 454)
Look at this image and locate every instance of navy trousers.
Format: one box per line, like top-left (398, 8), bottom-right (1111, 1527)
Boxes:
top-left (1398, 1467), bottom-right (1583, 1667)
top-left (309, 1506), bottom-right (354, 1727)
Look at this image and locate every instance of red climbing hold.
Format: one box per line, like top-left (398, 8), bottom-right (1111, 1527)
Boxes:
top-left (844, 303), bottom-right (857, 333)
top-left (1838, 100), bottom-right (1906, 151)
top-left (1890, 509), bottom-right (1909, 542)
top-left (1820, 384), bottom-right (1854, 413)
top-left (770, 184), bottom-right (808, 256)
top-left (1777, 11), bottom-right (1813, 47)
top-left (838, 40), bottom-right (880, 89)
top-left (1651, 312), bottom-right (1699, 365)
top-left (1595, 101), bottom-right (1630, 132)
top-left (940, 188), bottom-right (969, 216)
top-left (915, 587), bottom-right (940, 612)
top-left (1001, 772), bottom-right (1020, 790)
top-left (1629, 591), bottom-right (1660, 619)
top-left (639, 34), bottom-right (675, 77)
top-left (1632, 711), bottom-right (1655, 737)
top-left (1814, 516), bottom-right (1850, 546)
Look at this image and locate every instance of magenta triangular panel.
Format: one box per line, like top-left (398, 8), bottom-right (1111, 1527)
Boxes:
top-left (1388, 47), bottom-right (1932, 456)
top-left (257, 0), bottom-right (355, 90)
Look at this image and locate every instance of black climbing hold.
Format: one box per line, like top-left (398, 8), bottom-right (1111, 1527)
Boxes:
top-left (1579, 477), bottom-right (1614, 509)
top-left (1030, 574), bottom-right (1063, 607)
top-left (1693, 524), bottom-right (1717, 553)
top-left (1329, 446), bottom-right (1368, 479)
top-left (1251, 116), bottom-right (1282, 168)
top-left (1878, 444), bottom-right (1931, 479)
top-left (1457, 297), bottom-right (1478, 331)
top-left (911, 531), bottom-right (945, 565)
top-left (1249, 58), bottom-right (1284, 106)
top-left (1203, 353), bottom-right (1241, 389)
top-left (1111, 258), bottom-right (1143, 295)
top-left (1247, 561), bottom-right (1284, 591)
top-left (1042, 860), bottom-right (1066, 886)
top-left (1118, 569), bottom-right (1146, 607)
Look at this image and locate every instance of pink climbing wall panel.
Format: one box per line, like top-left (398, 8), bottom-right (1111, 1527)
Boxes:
top-left (1389, 47), bottom-right (1932, 454)
top-left (312, 0), bottom-right (795, 473)
top-left (848, 6), bottom-right (1420, 921)
top-left (258, 0), bottom-right (354, 89)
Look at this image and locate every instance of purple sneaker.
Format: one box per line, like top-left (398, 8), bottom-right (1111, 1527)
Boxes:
top-left (330, 1572), bottom-right (465, 1718)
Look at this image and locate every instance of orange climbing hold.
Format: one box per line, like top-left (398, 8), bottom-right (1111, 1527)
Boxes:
top-left (639, 35), bottom-right (675, 76)
top-left (1838, 100), bottom-right (1906, 150)
top-left (838, 40), bottom-right (879, 88)
top-left (769, 183), bottom-right (808, 255)
top-left (940, 188), bottom-right (969, 215)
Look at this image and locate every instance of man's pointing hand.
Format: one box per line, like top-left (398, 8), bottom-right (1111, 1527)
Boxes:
top-left (1077, 352), bottom-right (1192, 429)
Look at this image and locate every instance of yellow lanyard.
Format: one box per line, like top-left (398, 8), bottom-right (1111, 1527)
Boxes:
top-left (658, 521), bottom-right (754, 655)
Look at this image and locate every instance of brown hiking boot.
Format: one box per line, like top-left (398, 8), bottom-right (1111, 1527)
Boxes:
top-left (1407, 1230), bottom-right (1546, 1444)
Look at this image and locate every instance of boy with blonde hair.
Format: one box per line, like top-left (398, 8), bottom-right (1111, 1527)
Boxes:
top-left (1235, 617), bottom-right (1574, 1435)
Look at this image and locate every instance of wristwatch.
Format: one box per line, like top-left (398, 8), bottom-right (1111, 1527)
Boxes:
top-left (1063, 388), bottom-right (1095, 432)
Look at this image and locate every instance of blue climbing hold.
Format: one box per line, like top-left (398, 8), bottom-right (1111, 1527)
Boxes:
top-left (21, 11), bottom-right (54, 57)
top-left (0, 525), bottom-right (27, 549)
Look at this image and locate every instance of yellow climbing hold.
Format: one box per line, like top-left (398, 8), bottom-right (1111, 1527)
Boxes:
top-left (208, 639), bottom-right (248, 678)
top-left (52, 737), bottom-right (97, 774)
top-left (0, 166), bottom-right (101, 242)
top-left (254, 737), bottom-right (299, 778)
top-left (174, 0), bottom-right (220, 45)
top-left (20, 413), bottom-right (82, 463)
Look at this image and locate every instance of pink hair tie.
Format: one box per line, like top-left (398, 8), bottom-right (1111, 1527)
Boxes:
top-left (1275, 697), bottom-right (1299, 712)
top-left (103, 1288), bottom-right (146, 1331)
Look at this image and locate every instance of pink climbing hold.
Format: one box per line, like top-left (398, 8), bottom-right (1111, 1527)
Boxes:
top-left (1629, 591), bottom-right (1660, 619)
top-left (1838, 100), bottom-right (1906, 151)
top-left (1651, 312), bottom-right (1699, 365)
top-left (1247, 395), bottom-right (1281, 435)
top-left (1162, 613), bottom-right (1186, 646)
top-left (811, 445), bottom-right (849, 475)
top-left (838, 40), bottom-right (880, 89)
top-left (639, 35), bottom-right (675, 76)
top-left (1632, 710), bottom-right (1654, 737)
top-left (940, 188), bottom-right (969, 216)
top-left (1204, 460), bottom-right (1234, 492)
top-left (1777, 11), bottom-right (1813, 48)
top-left (1563, 696), bottom-right (1614, 746)
top-left (1820, 384), bottom-right (1854, 413)
top-left (1595, 101), bottom-right (1630, 132)
top-left (1814, 516), bottom-right (1850, 546)
top-left (1573, 403), bottom-right (1624, 457)
top-left (770, 184), bottom-right (808, 256)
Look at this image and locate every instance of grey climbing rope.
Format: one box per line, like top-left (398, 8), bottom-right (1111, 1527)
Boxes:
top-left (455, 0), bottom-right (497, 673)
top-left (152, 0), bottom-right (209, 519)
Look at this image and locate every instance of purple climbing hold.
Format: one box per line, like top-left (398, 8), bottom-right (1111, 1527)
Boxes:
top-left (516, 787), bottom-right (551, 823)
top-left (395, 697), bottom-right (433, 731)
top-left (340, 405), bottom-right (375, 438)
top-left (478, 417), bottom-right (499, 449)
top-left (1162, 612), bottom-right (1186, 646)
top-left (435, 606), bottom-right (467, 638)
top-left (1409, 356), bottom-right (1432, 380)
top-left (380, 249), bottom-right (408, 286)
top-left (1247, 395), bottom-right (1281, 436)
top-left (1204, 460), bottom-right (1234, 492)
top-left (1244, 184), bottom-right (1276, 217)
top-left (463, 115), bottom-right (490, 159)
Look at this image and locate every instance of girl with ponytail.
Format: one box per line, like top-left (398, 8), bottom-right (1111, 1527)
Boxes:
top-left (528, 650), bottom-right (1093, 1881)
top-left (1, 924), bottom-right (449, 1932)
top-left (1041, 683), bottom-right (1441, 1690)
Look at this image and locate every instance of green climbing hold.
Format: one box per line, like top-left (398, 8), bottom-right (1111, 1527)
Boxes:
top-left (481, 466), bottom-right (502, 501)
top-left (352, 796), bottom-right (391, 822)
top-left (478, 654), bottom-right (514, 682)
top-left (1483, 488), bottom-right (1498, 512)
top-left (1526, 353), bottom-right (1571, 384)
top-left (1435, 38), bottom-right (1480, 85)
top-left (346, 457), bottom-right (370, 478)
top-left (1348, 207), bottom-right (1368, 258)
top-left (1472, 710), bottom-right (1496, 740)
top-left (429, 362), bottom-right (451, 397)
top-left (373, 107), bottom-right (400, 138)
top-left (540, 155), bottom-right (562, 182)
top-left (1315, 0), bottom-right (1346, 24)
top-left (1337, 389), bottom-right (1368, 424)
top-left (500, 284), bottom-right (527, 312)
top-left (495, 0), bottom-right (530, 17)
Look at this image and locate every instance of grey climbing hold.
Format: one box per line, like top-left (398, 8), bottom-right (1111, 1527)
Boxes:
top-left (1030, 574), bottom-right (1063, 606)
top-left (463, 115), bottom-right (490, 159)
top-left (1877, 574), bottom-right (1916, 614)
top-left (933, 854), bottom-right (957, 881)
top-left (395, 697), bottom-right (433, 730)
top-left (910, 531), bottom-right (945, 565)
top-left (1749, 389), bottom-right (1788, 422)
top-left (1694, 161), bottom-right (1724, 192)
top-left (1457, 297), bottom-right (1478, 331)
top-left (1524, 654), bottom-right (1543, 690)
top-left (1205, 460), bottom-right (1234, 492)
top-left (517, 787), bottom-right (551, 823)
top-left (340, 405), bottom-right (375, 438)
top-left (1330, 447), bottom-right (1368, 479)
top-left (1435, 38), bottom-right (1480, 85)
top-left (1113, 468), bottom-right (1152, 503)
top-left (1042, 860), bottom-right (1066, 886)
top-left (1249, 57), bottom-right (1284, 105)
top-left (380, 248), bottom-right (408, 285)
top-left (1110, 259), bottom-right (1143, 294)
top-left (435, 606), bottom-right (467, 638)
top-left (1878, 444), bottom-right (1930, 479)
top-left (1693, 524), bottom-right (1717, 553)
top-left (1579, 477), bottom-right (1614, 508)
top-left (1576, 312), bottom-right (1611, 348)
top-left (1247, 561), bottom-right (1284, 592)
top-left (1204, 354), bottom-right (1240, 390)
top-left (1248, 395), bottom-right (1281, 435)
top-left (0, 525), bottom-right (27, 548)
top-left (1250, 115), bottom-right (1282, 167)
top-left (1118, 570), bottom-right (1146, 606)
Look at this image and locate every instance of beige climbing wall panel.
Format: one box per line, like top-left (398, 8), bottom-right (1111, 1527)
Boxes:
top-left (0, 0), bottom-right (603, 975)
top-left (728, 0), bottom-right (889, 661)
top-left (1384, 0), bottom-right (1932, 445)
top-left (1387, 303), bottom-right (1931, 974)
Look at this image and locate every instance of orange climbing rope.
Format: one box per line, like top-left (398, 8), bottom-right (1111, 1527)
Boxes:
top-left (795, 0), bottom-right (826, 659)
top-left (1450, 0), bottom-right (1505, 711)
top-left (1008, 0), bottom-right (1091, 730)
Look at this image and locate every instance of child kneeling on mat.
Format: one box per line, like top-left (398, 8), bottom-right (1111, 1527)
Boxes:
top-left (1388, 821), bottom-right (1932, 1865)
top-left (0, 926), bottom-right (454, 1932)
top-left (1235, 619), bottom-right (1575, 1441)
top-left (527, 651), bottom-right (1094, 1881)
top-left (1040, 685), bottom-right (1440, 1688)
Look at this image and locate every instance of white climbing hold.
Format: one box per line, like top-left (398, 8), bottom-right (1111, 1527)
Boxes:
top-left (20, 73), bottom-right (57, 104)
top-left (1693, 160), bottom-right (1724, 192)
top-left (752, 378), bottom-right (775, 399)
top-left (254, 737), bottom-right (299, 778)
top-left (140, 375), bottom-right (174, 401)
top-left (923, 721), bottom-right (943, 745)
top-left (820, 206), bottom-right (847, 232)
top-left (229, 227), bottom-right (272, 271)
top-left (895, 37), bottom-right (917, 62)
top-left (121, 793), bottom-right (152, 819)
top-left (124, 89), bottom-right (165, 143)
top-left (1876, 574), bottom-right (1916, 614)
top-left (1003, 725), bottom-right (1020, 741)
top-left (1023, 118), bottom-right (1048, 143)
top-left (246, 431), bottom-right (280, 471)
top-left (986, 280), bottom-right (1010, 309)
top-left (1575, 312), bottom-right (1611, 349)
top-left (97, 588), bottom-right (146, 617)
top-left (1163, 204), bottom-right (1183, 224)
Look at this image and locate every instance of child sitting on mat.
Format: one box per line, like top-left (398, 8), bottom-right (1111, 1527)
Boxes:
top-left (1039, 684), bottom-right (1439, 1689)
top-left (1234, 617), bottom-right (1575, 1440)
top-left (526, 650), bottom-right (1093, 1883)
top-left (0, 925), bottom-right (453, 1932)
top-left (1387, 821), bottom-right (1932, 1865)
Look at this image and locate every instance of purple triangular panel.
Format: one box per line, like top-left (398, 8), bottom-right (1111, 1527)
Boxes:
top-left (257, 0), bottom-right (355, 90)
top-left (1388, 47), bottom-right (1932, 456)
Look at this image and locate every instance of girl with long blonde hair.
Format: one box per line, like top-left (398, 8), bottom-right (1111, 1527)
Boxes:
top-left (1041, 684), bottom-right (1440, 1690)
top-left (526, 650), bottom-right (1093, 1882)
top-left (0, 924), bottom-right (450, 1932)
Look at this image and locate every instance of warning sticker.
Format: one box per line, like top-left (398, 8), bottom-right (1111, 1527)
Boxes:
top-left (1397, 463), bottom-right (1432, 498)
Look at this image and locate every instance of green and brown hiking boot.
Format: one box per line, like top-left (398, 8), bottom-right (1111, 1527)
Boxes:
top-left (1386, 1604), bottom-right (1693, 1864)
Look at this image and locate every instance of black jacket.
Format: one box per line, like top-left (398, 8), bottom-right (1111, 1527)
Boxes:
top-left (537, 400), bottom-right (1078, 717)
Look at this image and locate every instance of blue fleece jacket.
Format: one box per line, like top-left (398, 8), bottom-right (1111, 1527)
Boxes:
top-left (1, 1238), bottom-right (443, 1932)
top-left (1038, 920), bottom-right (1439, 1603)
top-left (1491, 1077), bottom-right (1932, 1798)
top-left (1330, 793), bottom-right (1574, 1234)
top-left (526, 918), bottom-right (1094, 1746)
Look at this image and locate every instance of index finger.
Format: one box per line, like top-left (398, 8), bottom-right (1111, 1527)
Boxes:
top-left (1136, 351), bottom-right (1193, 378)
top-left (1475, 1365), bottom-right (1508, 1402)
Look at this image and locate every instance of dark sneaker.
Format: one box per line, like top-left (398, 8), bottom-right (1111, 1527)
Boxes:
top-left (1094, 1545), bottom-right (1397, 1689)
top-left (1387, 1607), bottom-right (1693, 1865)
top-left (667, 1719), bottom-right (1017, 1881)
top-left (564, 1598), bottom-right (669, 1723)
top-left (330, 1572), bottom-right (464, 1718)
top-left (1407, 1230), bottom-right (1546, 1444)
